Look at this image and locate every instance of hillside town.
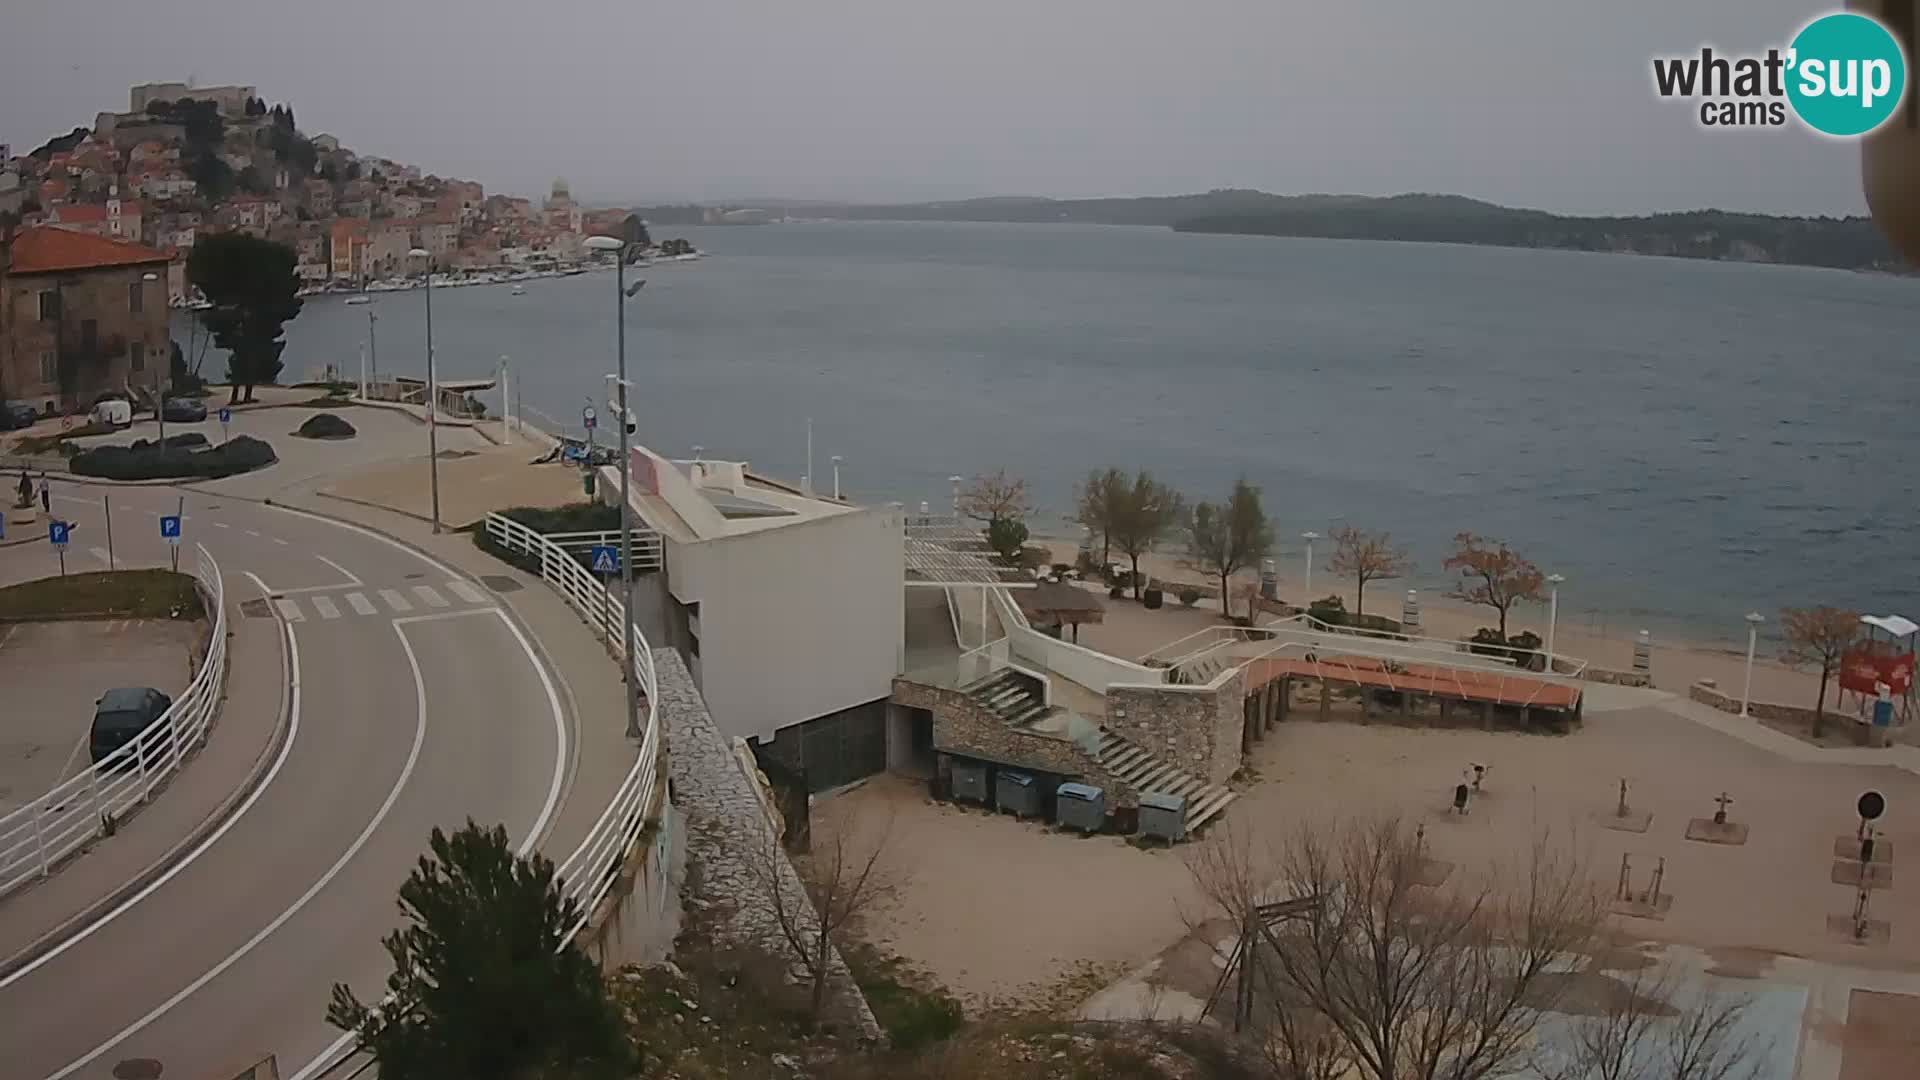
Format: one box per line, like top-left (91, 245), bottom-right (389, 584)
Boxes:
top-left (0, 81), bottom-right (658, 306)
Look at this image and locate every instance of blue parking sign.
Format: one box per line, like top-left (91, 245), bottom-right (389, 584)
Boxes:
top-left (589, 545), bottom-right (619, 574)
top-left (218, 407), bottom-right (232, 424)
top-left (49, 521), bottom-right (70, 547)
top-left (160, 515), bottom-right (182, 543)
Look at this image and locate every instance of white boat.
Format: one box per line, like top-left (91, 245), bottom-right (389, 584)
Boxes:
top-left (510, 285), bottom-right (526, 296)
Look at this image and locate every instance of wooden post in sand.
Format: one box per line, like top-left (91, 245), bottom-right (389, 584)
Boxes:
top-left (1320, 679), bottom-right (1332, 721)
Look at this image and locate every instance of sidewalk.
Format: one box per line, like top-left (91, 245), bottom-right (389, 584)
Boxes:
top-left (0, 589), bottom-right (287, 978)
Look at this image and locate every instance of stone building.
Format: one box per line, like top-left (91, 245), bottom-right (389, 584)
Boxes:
top-left (0, 225), bottom-right (172, 412)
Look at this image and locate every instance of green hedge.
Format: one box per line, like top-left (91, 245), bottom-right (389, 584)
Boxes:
top-left (71, 434), bottom-right (276, 481)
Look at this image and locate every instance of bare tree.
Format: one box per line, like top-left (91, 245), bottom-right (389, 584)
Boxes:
top-left (1779, 606), bottom-right (1861, 739)
top-left (956, 469), bottom-right (1032, 526)
top-left (1190, 477), bottom-right (1275, 621)
top-left (1540, 959), bottom-right (1764, 1080)
top-left (1109, 469), bottom-right (1187, 600)
top-left (1327, 526), bottom-right (1410, 620)
top-left (1445, 531), bottom-right (1546, 639)
top-left (751, 804), bottom-right (893, 1021)
top-left (1185, 816), bottom-right (1605, 1080)
top-left (1074, 466), bottom-right (1127, 568)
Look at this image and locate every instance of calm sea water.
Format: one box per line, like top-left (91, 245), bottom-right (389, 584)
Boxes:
top-left (239, 221), bottom-right (1920, 644)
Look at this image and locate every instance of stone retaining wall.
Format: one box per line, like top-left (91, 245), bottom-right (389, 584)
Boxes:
top-left (1579, 665), bottom-right (1653, 688)
top-left (1107, 667), bottom-right (1246, 786)
top-left (660, 650), bottom-right (882, 1041)
top-left (892, 677), bottom-right (1135, 805)
top-left (1688, 680), bottom-right (1821, 726)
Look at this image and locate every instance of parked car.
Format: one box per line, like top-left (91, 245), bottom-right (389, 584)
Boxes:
top-left (90, 687), bottom-right (174, 766)
top-left (161, 398), bottom-right (208, 423)
top-left (0, 402), bottom-right (37, 431)
top-left (90, 398), bottom-right (133, 429)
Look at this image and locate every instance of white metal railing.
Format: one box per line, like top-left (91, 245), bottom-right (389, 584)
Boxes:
top-left (0, 543), bottom-right (227, 900)
top-left (483, 512), bottom-right (662, 943)
top-left (1142, 615), bottom-right (1591, 682)
top-left (484, 515), bottom-right (664, 573)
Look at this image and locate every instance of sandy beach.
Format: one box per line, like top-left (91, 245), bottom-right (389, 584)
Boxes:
top-left (1041, 540), bottom-right (1833, 713)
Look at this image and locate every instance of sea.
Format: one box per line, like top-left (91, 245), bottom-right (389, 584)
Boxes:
top-left (220, 220), bottom-right (1920, 647)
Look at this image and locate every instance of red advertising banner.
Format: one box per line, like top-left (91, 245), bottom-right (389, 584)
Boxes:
top-left (1840, 647), bottom-right (1916, 695)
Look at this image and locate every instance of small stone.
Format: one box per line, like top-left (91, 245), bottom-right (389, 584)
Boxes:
top-left (701, 1015), bottom-right (713, 1024)
top-left (772, 1052), bottom-right (801, 1070)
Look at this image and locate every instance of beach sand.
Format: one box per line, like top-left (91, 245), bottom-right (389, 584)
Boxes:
top-left (1040, 541), bottom-right (1830, 713)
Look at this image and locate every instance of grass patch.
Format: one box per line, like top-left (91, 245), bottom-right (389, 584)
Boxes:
top-left (841, 939), bottom-right (966, 1051)
top-left (0, 569), bottom-right (203, 621)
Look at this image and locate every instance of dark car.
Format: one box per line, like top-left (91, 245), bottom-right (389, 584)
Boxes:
top-left (90, 687), bottom-right (174, 766)
top-left (0, 402), bottom-right (36, 431)
top-left (161, 398), bottom-right (208, 423)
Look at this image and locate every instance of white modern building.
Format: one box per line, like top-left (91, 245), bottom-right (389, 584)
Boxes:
top-left (607, 446), bottom-right (905, 790)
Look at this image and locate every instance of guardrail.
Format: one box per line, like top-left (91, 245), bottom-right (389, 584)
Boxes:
top-left (483, 512), bottom-right (662, 943)
top-left (1145, 614), bottom-right (1590, 679)
top-left (483, 515), bottom-right (664, 574)
top-left (0, 543), bottom-right (227, 900)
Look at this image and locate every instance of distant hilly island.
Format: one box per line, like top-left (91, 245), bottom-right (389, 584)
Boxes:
top-left (635, 190), bottom-right (1906, 273)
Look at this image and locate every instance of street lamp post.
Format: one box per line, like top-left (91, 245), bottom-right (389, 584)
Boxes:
top-left (1741, 612), bottom-right (1765, 718)
top-left (498, 354), bottom-right (512, 443)
top-left (408, 249), bottom-right (441, 533)
top-left (949, 475), bottom-right (963, 517)
top-left (1545, 573), bottom-right (1565, 673)
top-left (831, 455), bottom-right (843, 501)
top-left (1301, 531), bottom-right (1320, 600)
top-left (585, 234), bottom-right (645, 741)
top-left (142, 272), bottom-right (164, 445)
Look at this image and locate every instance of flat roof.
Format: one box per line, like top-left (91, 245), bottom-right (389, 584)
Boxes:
top-left (622, 449), bottom-right (861, 544)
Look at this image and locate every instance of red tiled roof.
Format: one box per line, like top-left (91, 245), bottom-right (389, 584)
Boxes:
top-left (7, 225), bottom-right (172, 274)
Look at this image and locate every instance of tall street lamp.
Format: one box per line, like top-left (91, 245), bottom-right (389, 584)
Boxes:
top-left (949, 475), bottom-right (963, 516)
top-left (1741, 612), bottom-right (1765, 718)
top-left (1301, 531), bottom-right (1320, 600)
top-left (831, 455), bottom-right (843, 501)
top-left (584, 233), bottom-right (646, 741)
top-left (1545, 573), bottom-right (1565, 673)
top-left (346, 294), bottom-right (376, 393)
top-left (408, 249), bottom-right (441, 533)
top-left (141, 272), bottom-right (165, 445)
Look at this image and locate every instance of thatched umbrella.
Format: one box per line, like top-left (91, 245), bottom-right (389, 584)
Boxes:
top-left (1016, 580), bottom-right (1106, 643)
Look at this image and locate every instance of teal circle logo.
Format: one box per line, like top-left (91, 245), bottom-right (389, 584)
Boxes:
top-left (1786, 12), bottom-right (1907, 137)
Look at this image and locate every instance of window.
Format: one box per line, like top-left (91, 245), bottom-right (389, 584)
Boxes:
top-left (40, 352), bottom-right (56, 384)
top-left (131, 341), bottom-right (145, 372)
top-left (128, 280), bottom-right (143, 314)
top-left (80, 319), bottom-right (97, 352)
top-left (38, 291), bottom-right (59, 321)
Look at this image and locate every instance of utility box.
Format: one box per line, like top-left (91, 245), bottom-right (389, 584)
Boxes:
top-left (951, 760), bottom-right (990, 805)
top-left (997, 769), bottom-right (1040, 817)
top-left (1139, 791), bottom-right (1188, 843)
top-left (1056, 782), bottom-right (1106, 832)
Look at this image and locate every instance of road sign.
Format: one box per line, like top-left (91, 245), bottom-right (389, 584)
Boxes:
top-left (218, 407), bottom-right (232, 424)
top-left (48, 521), bottom-right (69, 547)
top-left (589, 545), bottom-right (619, 574)
top-left (160, 515), bottom-right (182, 544)
top-left (583, 406), bottom-right (597, 431)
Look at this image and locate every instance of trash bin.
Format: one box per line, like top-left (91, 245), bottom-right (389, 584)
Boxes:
top-left (1056, 782), bottom-right (1106, 832)
top-left (951, 760), bottom-right (990, 805)
top-left (1139, 792), bottom-right (1187, 843)
top-left (996, 769), bottom-right (1039, 817)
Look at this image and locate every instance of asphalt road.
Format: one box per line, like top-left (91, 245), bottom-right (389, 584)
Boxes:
top-left (0, 481), bottom-right (573, 1080)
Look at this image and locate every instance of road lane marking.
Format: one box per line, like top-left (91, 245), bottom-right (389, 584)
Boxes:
top-left (310, 595), bottom-right (341, 620)
top-left (54, 494), bottom-right (99, 508)
top-left (213, 522), bottom-right (230, 529)
top-left (346, 592), bottom-right (377, 616)
top-left (48, 615), bottom-right (426, 1080)
top-left (89, 547), bottom-right (111, 567)
top-left (272, 537), bottom-right (289, 546)
top-left (298, 604), bottom-right (569, 1080)
top-left (244, 530), bottom-right (262, 538)
top-left (446, 579), bottom-right (487, 605)
top-left (0, 571), bottom-right (300, 991)
top-left (273, 598), bottom-right (304, 622)
top-left (315, 554), bottom-right (362, 587)
top-left (379, 588), bottom-right (412, 612)
top-left (412, 584), bottom-right (449, 608)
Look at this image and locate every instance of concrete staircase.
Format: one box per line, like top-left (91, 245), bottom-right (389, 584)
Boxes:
top-left (1095, 731), bottom-right (1238, 833)
top-left (966, 669), bottom-right (1053, 727)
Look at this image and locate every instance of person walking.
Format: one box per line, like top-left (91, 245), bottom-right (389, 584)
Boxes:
top-left (38, 475), bottom-right (50, 515)
top-left (15, 469), bottom-right (30, 509)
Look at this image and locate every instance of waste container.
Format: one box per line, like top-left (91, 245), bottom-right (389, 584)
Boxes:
top-left (951, 760), bottom-right (990, 805)
top-left (1139, 791), bottom-right (1187, 843)
top-left (1056, 782), bottom-right (1106, 832)
top-left (996, 769), bottom-right (1039, 817)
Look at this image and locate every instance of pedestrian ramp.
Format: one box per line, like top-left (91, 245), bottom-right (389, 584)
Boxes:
top-left (263, 580), bottom-right (492, 622)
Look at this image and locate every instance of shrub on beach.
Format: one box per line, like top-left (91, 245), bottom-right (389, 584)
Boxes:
top-left (294, 413), bottom-right (357, 439)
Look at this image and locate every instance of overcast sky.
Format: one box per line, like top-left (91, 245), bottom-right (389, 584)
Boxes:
top-left (0, 0), bottom-right (1869, 215)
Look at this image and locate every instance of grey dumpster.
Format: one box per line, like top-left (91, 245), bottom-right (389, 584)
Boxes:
top-left (951, 760), bottom-right (990, 805)
top-left (1139, 791), bottom-right (1188, 843)
top-left (996, 769), bottom-right (1040, 817)
top-left (1056, 782), bottom-right (1106, 832)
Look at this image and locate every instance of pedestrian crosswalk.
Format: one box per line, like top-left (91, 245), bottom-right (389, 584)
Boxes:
top-left (266, 581), bottom-right (492, 623)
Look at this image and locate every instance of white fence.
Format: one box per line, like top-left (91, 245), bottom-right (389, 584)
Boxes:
top-left (0, 543), bottom-right (227, 900)
top-left (483, 512), bottom-right (663, 943)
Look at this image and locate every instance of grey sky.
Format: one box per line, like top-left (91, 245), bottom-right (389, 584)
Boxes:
top-left (0, 0), bottom-right (1868, 215)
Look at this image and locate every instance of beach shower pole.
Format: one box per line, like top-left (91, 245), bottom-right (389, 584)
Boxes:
top-left (409, 249), bottom-right (440, 533)
top-left (831, 455), bottom-right (843, 501)
top-left (1741, 612), bottom-right (1765, 718)
top-left (1545, 573), bottom-right (1565, 672)
top-left (1302, 531), bottom-right (1320, 600)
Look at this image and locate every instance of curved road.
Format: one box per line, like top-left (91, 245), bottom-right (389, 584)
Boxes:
top-left (0, 483), bottom-right (574, 1079)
